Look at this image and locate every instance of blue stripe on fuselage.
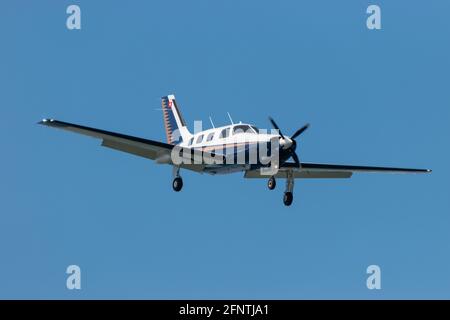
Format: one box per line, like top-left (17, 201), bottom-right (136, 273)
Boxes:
top-left (187, 141), bottom-right (276, 165)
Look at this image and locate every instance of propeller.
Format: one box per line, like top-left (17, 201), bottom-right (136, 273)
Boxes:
top-left (269, 117), bottom-right (310, 167)
top-left (268, 117), bottom-right (285, 140)
top-left (291, 123), bottom-right (310, 140)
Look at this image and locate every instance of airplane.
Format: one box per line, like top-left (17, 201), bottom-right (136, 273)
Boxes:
top-left (39, 94), bottom-right (431, 206)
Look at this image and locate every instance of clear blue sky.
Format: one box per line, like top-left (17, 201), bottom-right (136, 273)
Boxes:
top-left (1, 0), bottom-right (449, 299)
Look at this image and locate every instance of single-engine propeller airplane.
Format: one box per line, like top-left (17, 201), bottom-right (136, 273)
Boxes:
top-left (39, 94), bottom-right (431, 206)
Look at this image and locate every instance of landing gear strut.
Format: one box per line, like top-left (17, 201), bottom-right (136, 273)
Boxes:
top-left (283, 170), bottom-right (294, 206)
top-left (267, 176), bottom-right (276, 190)
top-left (172, 166), bottom-right (183, 192)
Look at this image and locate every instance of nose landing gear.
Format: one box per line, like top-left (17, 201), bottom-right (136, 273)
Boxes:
top-left (266, 171), bottom-right (296, 206)
top-left (283, 170), bottom-right (295, 206)
top-left (283, 192), bottom-right (293, 206)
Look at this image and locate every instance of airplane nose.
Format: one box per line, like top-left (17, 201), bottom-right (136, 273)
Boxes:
top-left (281, 137), bottom-right (293, 149)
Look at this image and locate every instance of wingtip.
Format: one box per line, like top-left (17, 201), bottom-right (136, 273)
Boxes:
top-left (38, 118), bottom-right (54, 125)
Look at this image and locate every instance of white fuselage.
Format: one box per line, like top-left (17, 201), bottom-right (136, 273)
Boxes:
top-left (177, 123), bottom-right (291, 174)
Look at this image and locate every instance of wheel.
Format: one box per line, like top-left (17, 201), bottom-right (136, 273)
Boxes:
top-left (267, 176), bottom-right (276, 190)
top-left (172, 177), bottom-right (183, 192)
top-left (283, 192), bottom-right (293, 206)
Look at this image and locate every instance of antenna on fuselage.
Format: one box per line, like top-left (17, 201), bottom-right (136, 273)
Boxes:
top-left (209, 116), bottom-right (215, 128)
top-left (227, 112), bottom-right (234, 125)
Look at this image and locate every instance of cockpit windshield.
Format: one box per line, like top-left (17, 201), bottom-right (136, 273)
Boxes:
top-left (250, 126), bottom-right (259, 133)
top-left (232, 125), bottom-right (257, 135)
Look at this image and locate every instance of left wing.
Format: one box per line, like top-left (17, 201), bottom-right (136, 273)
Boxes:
top-left (299, 162), bottom-right (431, 174)
top-left (245, 162), bottom-right (431, 179)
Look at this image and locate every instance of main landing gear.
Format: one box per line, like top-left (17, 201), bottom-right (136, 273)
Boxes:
top-left (267, 176), bottom-right (276, 190)
top-left (172, 166), bottom-right (183, 192)
top-left (267, 172), bottom-right (295, 206)
top-left (172, 177), bottom-right (183, 192)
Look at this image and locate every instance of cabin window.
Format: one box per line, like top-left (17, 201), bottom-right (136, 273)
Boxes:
top-left (220, 128), bottom-right (230, 139)
top-left (196, 134), bottom-right (204, 144)
top-left (188, 137), bottom-right (194, 146)
top-left (250, 126), bottom-right (259, 133)
top-left (206, 132), bottom-right (215, 141)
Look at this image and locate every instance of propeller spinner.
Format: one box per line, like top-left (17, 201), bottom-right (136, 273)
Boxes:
top-left (269, 117), bottom-right (310, 167)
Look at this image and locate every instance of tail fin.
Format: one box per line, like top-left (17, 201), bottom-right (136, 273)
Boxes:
top-left (161, 94), bottom-right (192, 145)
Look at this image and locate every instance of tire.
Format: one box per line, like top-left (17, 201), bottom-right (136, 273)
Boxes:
top-left (283, 192), bottom-right (293, 206)
top-left (268, 176), bottom-right (276, 190)
top-left (172, 177), bottom-right (183, 192)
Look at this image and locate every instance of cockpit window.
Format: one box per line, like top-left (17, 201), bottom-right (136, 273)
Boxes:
top-left (233, 125), bottom-right (255, 135)
top-left (250, 126), bottom-right (259, 133)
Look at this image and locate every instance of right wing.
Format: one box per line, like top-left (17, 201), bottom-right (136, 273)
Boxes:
top-left (39, 119), bottom-right (221, 172)
top-left (39, 119), bottom-right (174, 161)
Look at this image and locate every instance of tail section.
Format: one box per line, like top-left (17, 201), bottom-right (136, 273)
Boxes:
top-left (161, 94), bottom-right (191, 144)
